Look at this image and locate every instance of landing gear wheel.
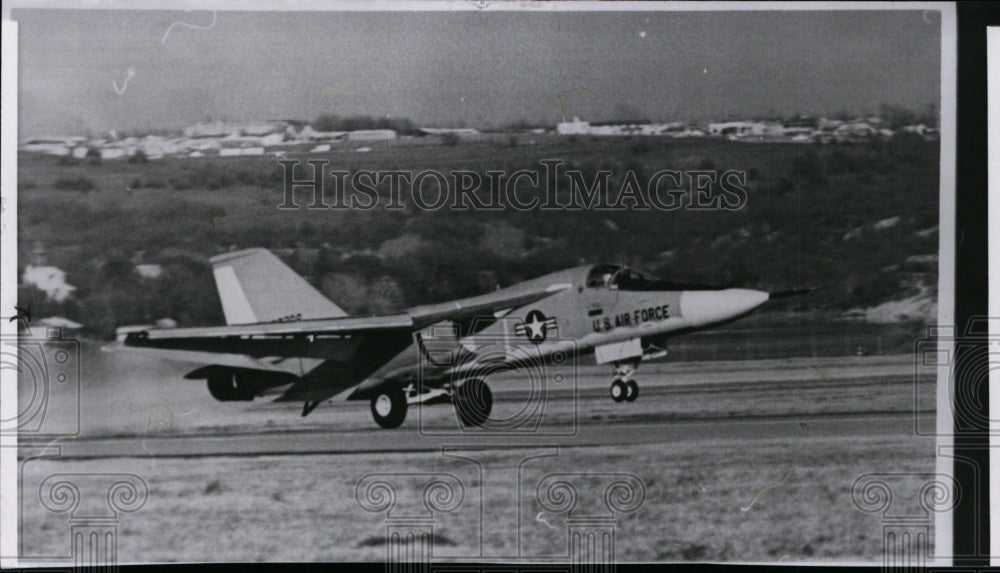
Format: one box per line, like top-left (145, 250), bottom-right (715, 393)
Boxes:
top-left (624, 380), bottom-right (639, 402)
top-left (371, 386), bottom-right (408, 429)
top-left (610, 379), bottom-right (627, 403)
top-left (207, 374), bottom-right (237, 401)
top-left (455, 378), bottom-right (492, 427)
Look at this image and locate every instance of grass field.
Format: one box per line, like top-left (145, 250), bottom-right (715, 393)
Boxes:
top-left (18, 423), bottom-right (934, 563)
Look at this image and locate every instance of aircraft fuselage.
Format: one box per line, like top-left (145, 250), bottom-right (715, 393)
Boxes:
top-left (353, 265), bottom-right (770, 395)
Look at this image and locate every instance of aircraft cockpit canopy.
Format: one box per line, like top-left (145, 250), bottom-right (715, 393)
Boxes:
top-left (585, 264), bottom-right (728, 292)
top-left (585, 264), bottom-right (623, 288)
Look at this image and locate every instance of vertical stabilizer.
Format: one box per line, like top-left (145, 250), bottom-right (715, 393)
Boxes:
top-left (209, 249), bottom-right (347, 325)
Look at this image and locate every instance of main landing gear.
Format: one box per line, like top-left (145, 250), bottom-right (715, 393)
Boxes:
top-left (368, 378), bottom-right (494, 429)
top-left (454, 378), bottom-right (493, 427)
top-left (370, 386), bottom-right (408, 429)
top-left (609, 360), bottom-right (639, 403)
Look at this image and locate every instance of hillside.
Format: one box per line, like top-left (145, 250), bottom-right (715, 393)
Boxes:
top-left (16, 135), bottom-right (940, 338)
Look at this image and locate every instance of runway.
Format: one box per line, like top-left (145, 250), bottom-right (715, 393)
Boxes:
top-left (33, 354), bottom-right (934, 460)
top-left (51, 412), bottom-right (919, 459)
top-left (17, 353), bottom-right (938, 564)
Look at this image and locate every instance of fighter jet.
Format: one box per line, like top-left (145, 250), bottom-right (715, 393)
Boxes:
top-left (109, 248), bottom-right (803, 428)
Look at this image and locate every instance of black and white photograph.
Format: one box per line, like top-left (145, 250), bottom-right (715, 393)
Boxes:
top-left (1, 1), bottom-right (963, 568)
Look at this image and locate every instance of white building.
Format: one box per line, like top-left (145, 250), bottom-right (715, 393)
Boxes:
top-left (20, 137), bottom-right (85, 156)
top-left (296, 126), bottom-right (348, 141)
top-left (184, 121), bottom-right (232, 139)
top-left (834, 122), bottom-right (878, 139)
top-left (38, 316), bottom-right (83, 330)
top-left (707, 121), bottom-right (781, 138)
top-left (556, 117), bottom-right (590, 135)
top-left (100, 148), bottom-right (127, 160)
top-left (135, 264), bottom-right (163, 279)
top-left (419, 127), bottom-right (480, 137)
top-left (902, 124), bottom-right (938, 139)
top-left (347, 129), bottom-right (397, 142)
top-left (707, 121), bottom-right (755, 137)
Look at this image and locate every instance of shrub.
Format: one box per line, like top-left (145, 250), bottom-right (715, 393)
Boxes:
top-left (791, 150), bottom-right (824, 184)
top-left (169, 176), bottom-right (192, 191)
top-left (85, 147), bottom-right (102, 165)
top-left (629, 140), bottom-right (652, 154)
top-left (53, 176), bottom-right (95, 192)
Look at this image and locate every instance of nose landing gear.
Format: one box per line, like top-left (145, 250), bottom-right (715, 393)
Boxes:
top-left (609, 361), bottom-right (639, 403)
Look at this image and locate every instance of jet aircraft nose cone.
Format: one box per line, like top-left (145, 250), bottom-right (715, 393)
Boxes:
top-left (679, 288), bottom-right (770, 326)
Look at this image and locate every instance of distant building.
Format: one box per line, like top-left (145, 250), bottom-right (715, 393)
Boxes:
top-left (296, 126), bottom-right (347, 142)
top-left (556, 117), bottom-right (590, 135)
top-left (19, 137), bottom-right (85, 156)
top-left (100, 148), bottom-right (127, 160)
top-left (240, 123), bottom-right (284, 136)
top-left (588, 120), bottom-right (648, 136)
top-left (347, 129), bottom-right (397, 142)
top-left (184, 121), bottom-right (232, 139)
top-left (707, 121), bottom-right (755, 137)
top-left (558, 117), bottom-right (692, 137)
top-left (902, 124), bottom-right (939, 140)
top-left (783, 116), bottom-right (820, 130)
top-left (669, 126), bottom-right (706, 138)
top-left (817, 118), bottom-right (844, 131)
top-left (187, 139), bottom-right (221, 151)
top-left (834, 121), bottom-right (878, 139)
top-left (22, 265), bottom-right (76, 302)
top-left (135, 264), bottom-right (163, 279)
top-left (259, 133), bottom-right (286, 146)
top-left (38, 316), bottom-right (83, 330)
top-left (419, 127), bottom-right (480, 137)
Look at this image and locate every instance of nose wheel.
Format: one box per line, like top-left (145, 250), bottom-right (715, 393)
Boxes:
top-left (625, 379), bottom-right (638, 401)
top-left (609, 359), bottom-right (640, 403)
top-left (610, 378), bottom-right (639, 402)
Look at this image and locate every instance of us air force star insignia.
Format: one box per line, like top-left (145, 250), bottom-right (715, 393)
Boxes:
top-left (515, 309), bottom-right (557, 344)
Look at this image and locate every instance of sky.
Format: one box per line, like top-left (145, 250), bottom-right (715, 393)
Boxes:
top-left (12, 7), bottom-right (943, 137)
